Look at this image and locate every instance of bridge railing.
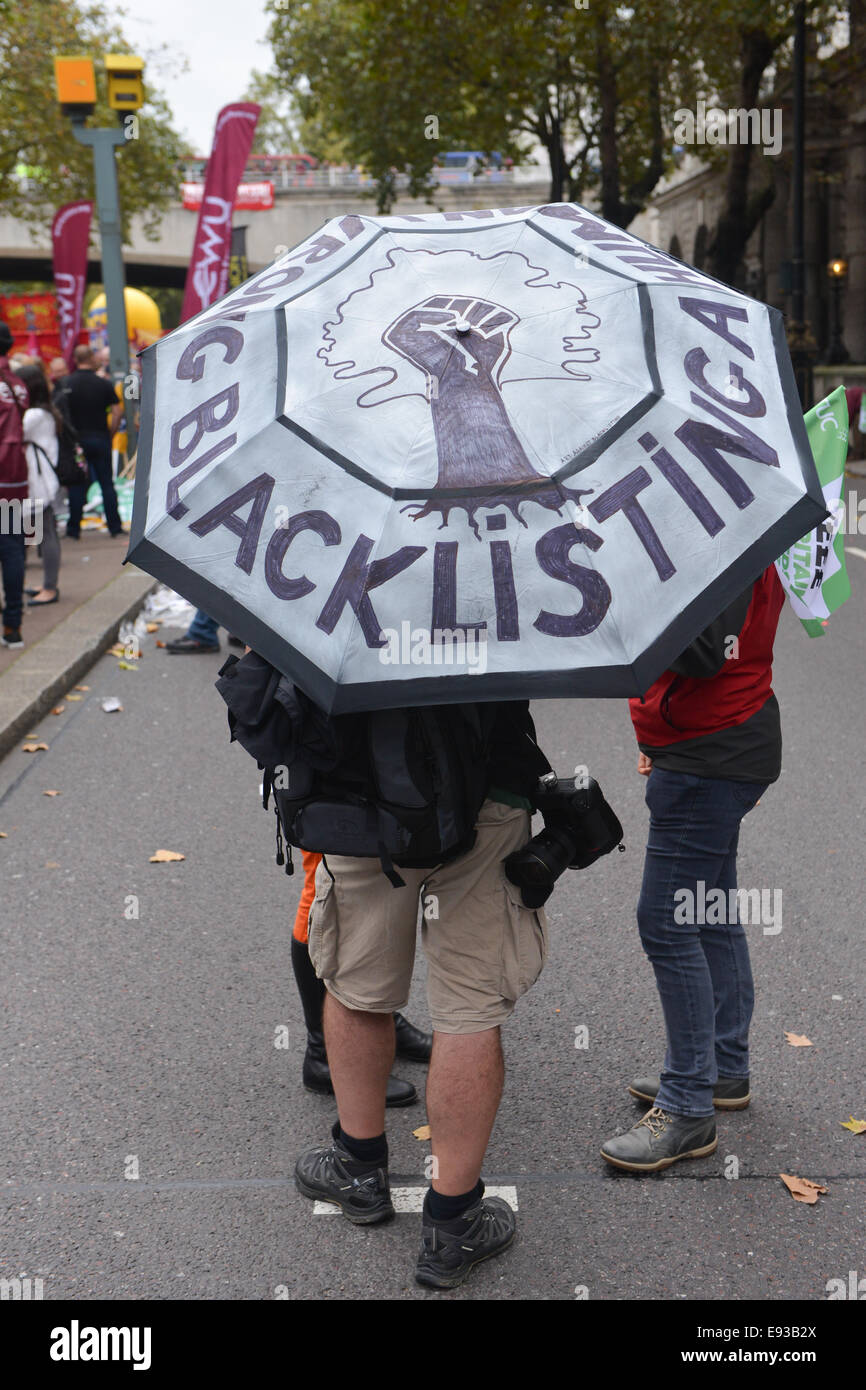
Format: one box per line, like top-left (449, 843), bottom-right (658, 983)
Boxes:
top-left (175, 162), bottom-right (547, 195)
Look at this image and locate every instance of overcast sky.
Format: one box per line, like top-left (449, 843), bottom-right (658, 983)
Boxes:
top-left (120, 0), bottom-right (272, 155)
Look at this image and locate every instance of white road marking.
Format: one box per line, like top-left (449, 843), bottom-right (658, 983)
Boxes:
top-left (312, 1184), bottom-right (518, 1214)
top-left (844, 546), bottom-right (866, 559)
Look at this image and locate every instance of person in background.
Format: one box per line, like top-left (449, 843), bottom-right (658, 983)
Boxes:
top-left (291, 848), bottom-right (431, 1107)
top-left (61, 344), bottom-right (124, 539)
top-left (48, 357), bottom-right (70, 388)
top-left (601, 569), bottom-right (785, 1173)
top-left (165, 610), bottom-right (242, 654)
top-left (17, 363), bottom-right (62, 606)
top-left (0, 322), bottom-right (30, 649)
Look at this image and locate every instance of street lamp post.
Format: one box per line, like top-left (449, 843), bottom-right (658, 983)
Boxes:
top-left (786, 2), bottom-right (816, 409)
top-left (54, 55), bottom-right (145, 458)
top-left (826, 258), bottom-right (850, 365)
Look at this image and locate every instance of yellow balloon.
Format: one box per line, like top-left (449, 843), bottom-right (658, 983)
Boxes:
top-left (87, 288), bottom-right (162, 347)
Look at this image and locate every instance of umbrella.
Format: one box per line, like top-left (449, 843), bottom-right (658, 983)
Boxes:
top-left (128, 202), bottom-right (826, 712)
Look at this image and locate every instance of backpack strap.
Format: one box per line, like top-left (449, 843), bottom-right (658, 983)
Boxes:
top-left (28, 440), bottom-right (56, 479)
top-left (376, 816), bottom-right (406, 888)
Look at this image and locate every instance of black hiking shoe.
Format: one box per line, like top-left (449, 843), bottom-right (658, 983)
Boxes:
top-left (294, 1135), bottom-right (394, 1224)
top-left (415, 1194), bottom-right (516, 1289)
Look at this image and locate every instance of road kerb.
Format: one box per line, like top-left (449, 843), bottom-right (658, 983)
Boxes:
top-left (0, 566), bottom-right (156, 761)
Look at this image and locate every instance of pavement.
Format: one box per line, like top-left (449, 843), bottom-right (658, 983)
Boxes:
top-left (0, 488), bottom-right (864, 1304)
top-left (0, 529), bottom-right (154, 761)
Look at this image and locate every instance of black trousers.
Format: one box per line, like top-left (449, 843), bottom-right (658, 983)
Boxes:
top-left (67, 431), bottom-right (122, 536)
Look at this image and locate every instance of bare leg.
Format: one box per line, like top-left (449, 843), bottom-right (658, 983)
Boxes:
top-left (323, 990), bottom-right (394, 1139)
top-left (426, 1027), bottom-right (504, 1194)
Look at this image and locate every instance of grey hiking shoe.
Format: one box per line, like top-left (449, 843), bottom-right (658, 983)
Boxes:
top-left (601, 1105), bottom-right (717, 1172)
top-left (294, 1136), bottom-right (394, 1224)
top-left (628, 1074), bottom-right (751, 1110)
top-left (415, 1195), bottom-right (516, 1290)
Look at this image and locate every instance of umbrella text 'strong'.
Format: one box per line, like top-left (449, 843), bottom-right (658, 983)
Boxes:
top-left (130, 203), bottom-right (826, 712)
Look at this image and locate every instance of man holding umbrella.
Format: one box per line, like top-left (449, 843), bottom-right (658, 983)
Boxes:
top-left (292, 700), bottom-right (551, 1288)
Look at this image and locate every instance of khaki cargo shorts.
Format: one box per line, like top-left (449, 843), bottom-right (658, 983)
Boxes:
top-left (306, 799), bottom-right (548, 1034)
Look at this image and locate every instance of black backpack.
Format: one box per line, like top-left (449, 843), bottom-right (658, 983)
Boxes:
top-left (215, 650), bottom-right (498, 885)
top-left (52, 387), bottom-right (89, 486)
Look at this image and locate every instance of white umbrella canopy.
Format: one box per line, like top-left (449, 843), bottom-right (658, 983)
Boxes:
top-left (129, 202), bottom-right (825, 712)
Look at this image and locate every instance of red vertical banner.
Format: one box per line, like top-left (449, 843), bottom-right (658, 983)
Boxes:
top-left (51, 200), bottom-right (92, 362)
top-left (181, 102), bottom-right (261, 322)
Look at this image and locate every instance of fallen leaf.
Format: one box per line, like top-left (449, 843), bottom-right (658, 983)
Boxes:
top-left (150, 849), bottom-right (185, 863)
top-left (109, 643), bottom-right (126, 657)
top-left (44, 861), bottom-right (60, 868)
top-left (146, 622), bottom-right (159, 633)
top-left (412, 1124), bottom-right (431, 1141)
top-left (0, 831), bottom-right (7, 838)
top-left (74, 684), bottom-right (90, 691)
top-left (65, 694), bottom-right (82, 701)
top-left (21, 743), bottom-right (48, 753)
top-left (42, 789), bottom-right (61, 797)
top-left (156, 640), bottom-right (166, 648)
top-left (117, 660), bottom-right (139, 671)
top-left (840, 1117), bottom-right (866, 1135)
top-left (780, 1173), bottom-right (827, 1205)
top-left (785, 1032), bottom-right (813, 1047)
top-left (51, 705), bottom-right (65, 715)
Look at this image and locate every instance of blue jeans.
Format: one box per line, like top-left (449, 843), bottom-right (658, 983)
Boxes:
top-left (637, 767), bottom-right (768, 1118)
top-left (187, 609), bottom-right (219, 645)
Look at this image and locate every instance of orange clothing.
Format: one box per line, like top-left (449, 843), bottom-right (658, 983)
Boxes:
top-left (293, 849), bottom-right (322, 943)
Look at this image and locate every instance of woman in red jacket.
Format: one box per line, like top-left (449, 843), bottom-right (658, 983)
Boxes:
top-left (601, 567), bottom-right (785, 1172)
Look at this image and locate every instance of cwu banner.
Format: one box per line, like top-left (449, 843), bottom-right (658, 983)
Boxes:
top-left (775, 386), bottom-right (851, 636)
top-left (51, 200), bottom-right (92, 361)
top-left (180, 102), bottom-right (260, 323)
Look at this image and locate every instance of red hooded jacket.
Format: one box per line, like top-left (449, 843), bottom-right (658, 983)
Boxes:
top-left (629, 567), bottom-right (784, 753)
top-left (0, 358), bottom-right (29, 505)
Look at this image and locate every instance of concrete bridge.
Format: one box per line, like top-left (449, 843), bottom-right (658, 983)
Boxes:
top-left (0, 172), bottom-right (552, 289)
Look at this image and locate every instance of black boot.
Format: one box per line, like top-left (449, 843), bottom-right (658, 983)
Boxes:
top-left (290, 936), bottom-right (418, 1108)
top-left (394, 1011), bottom-right (433, 1063)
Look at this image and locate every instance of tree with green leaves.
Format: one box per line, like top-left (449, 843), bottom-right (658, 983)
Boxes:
top-left (0, 0), bottom-right (186, 243)
top-left (242, 70), bottom-right (302, 156)
top-left (689, 0), bottom-right (847, 286)
top-left (264, 0), bottom-right (700, 216)
top-left (262, 0), bottom-right (853, 289)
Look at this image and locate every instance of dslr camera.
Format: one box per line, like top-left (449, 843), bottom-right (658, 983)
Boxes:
top-left (504, 771), bottom-right (624, 908)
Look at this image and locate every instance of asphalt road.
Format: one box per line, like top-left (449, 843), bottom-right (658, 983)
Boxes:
top-left (1, 529), bottom-right (864, 1303)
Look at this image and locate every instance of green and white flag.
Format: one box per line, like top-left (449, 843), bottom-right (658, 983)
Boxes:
top-left (775, 387), bottom-right (851, 636)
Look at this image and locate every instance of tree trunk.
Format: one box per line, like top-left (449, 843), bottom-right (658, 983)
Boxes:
top-left (706, 26), bottom-right (778, 286)
top-left (595, 8), bottom-right (623, 225)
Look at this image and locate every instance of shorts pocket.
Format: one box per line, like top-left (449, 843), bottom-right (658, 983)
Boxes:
top-left (500, 876), bottom-right (548, 1001)
top-left (307, 875), bottom-right (339, 980)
